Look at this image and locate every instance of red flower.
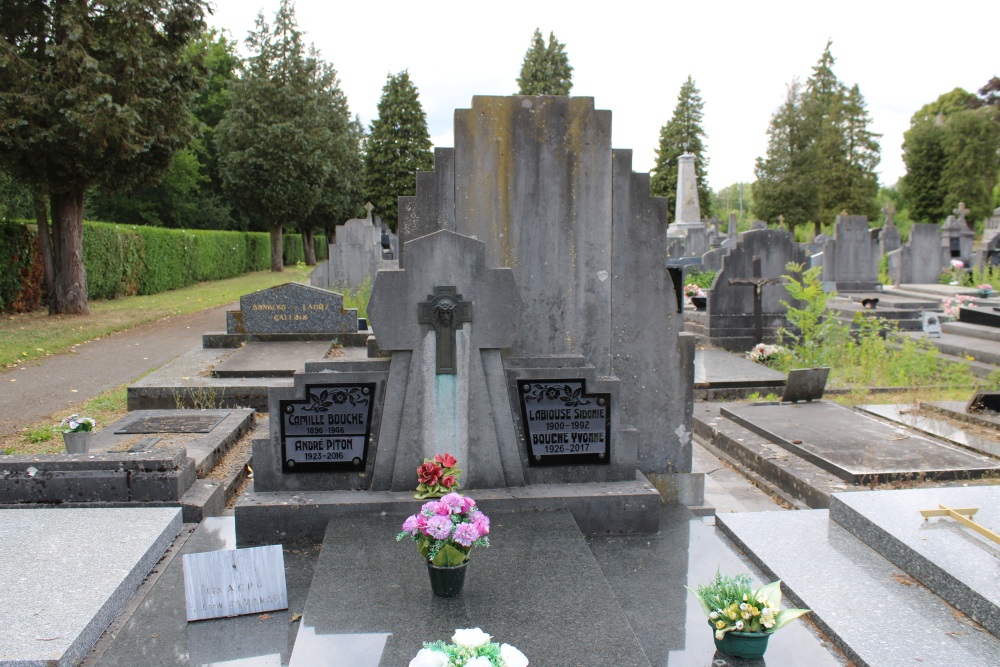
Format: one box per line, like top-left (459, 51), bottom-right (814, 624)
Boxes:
top-left (417, 462), bottom-right (442, 485)
top-left (434, 452), bottom-right (457, 468)
top-left (440, 475), bottom-right (455, 488)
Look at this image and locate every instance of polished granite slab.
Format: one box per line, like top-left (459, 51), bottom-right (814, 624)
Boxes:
top-left (87, 507), bottom-right (848, 666)
top-left (718, 509), bottom-right (1000, 666)
top-left (0, 507), bottom-right (182, 667)
top-left (693, 349), bottom-right (785, 388)
top-left (721, 401), bottom-right (1000, 483)
top-left (295, 511), bottom-right (649, 666)
top-left (857, 404), bottom-right (1000, 459)
top-left (830, 487), bottom-right (1000, 638)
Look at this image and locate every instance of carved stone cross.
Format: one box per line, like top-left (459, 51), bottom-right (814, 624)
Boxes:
top-left (778, 214), bottom-right (786, 231)
top-left (728, 256), bottom-right (786, 345)
top-left (882, 201), bottom-right (896, 227)
top-left (954, 201), bottom-right (970, 226)
top-left (417, 286), bottom-right (473, 375)
top-left (364, 202), bottom-right (374, 221)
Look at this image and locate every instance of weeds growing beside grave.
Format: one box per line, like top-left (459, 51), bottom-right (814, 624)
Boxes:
top-left (776, 262), bottom-right (975, 392)
top-left (1, 385), bottom-right (129, 455)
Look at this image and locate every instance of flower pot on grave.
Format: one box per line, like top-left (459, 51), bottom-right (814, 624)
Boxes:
top-left (713, 629), bottom-right (772, 660)
top-left (62, 431), bottom-right (93, 454)
top-left (977, 289), bottom-right (992, 298)
top-left (691, 296), bottom-right (707, 311)
top-left (426, 561), bottom-right (468, 597)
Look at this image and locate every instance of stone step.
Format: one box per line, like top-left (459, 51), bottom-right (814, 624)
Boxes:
top-left (829, 487), bottom-right (1000, 639)
top-left (901, 330), bottom-right (1000, 366)
top-left (942, 320), bottom-right (1000, 343)
top-left (718, 509), bottom-right (1000, 666)
top-left (288, 511), bottom-right (650, 666)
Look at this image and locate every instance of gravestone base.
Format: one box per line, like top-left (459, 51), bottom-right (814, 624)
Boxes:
top-left (234, 473), bottom-right (662, 546)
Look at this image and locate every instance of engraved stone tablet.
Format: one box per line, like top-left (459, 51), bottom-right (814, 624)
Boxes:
top-left (518, 379), bottom-right (610, 465)
top-left (237, 283), bottom-right (357, 335)
top-left (115, 414), bottom-right (228, 434)
top-left (182, 544), bottom-right (288, 622)
top-left (279, 383), bottom-right (376, 473)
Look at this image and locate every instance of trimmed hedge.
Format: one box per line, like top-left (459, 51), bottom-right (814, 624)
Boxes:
top-left (1, 220), bottom-right (328, 312)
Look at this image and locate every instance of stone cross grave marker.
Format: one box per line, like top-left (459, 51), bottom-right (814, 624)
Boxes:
top-left (882, 201), bottom-right (896, 227)
top-left (954, 201), bottom-right (971, 227)
top-left (728, 256), bottom-right (786, 345)
top-left (416, 286), bottom-right (473, 375)
top-left (364, 201), bottom-right (374, 220)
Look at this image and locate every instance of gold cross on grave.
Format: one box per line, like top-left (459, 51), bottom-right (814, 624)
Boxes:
top-left (417, 286), bottom-right (473, 375)
top-left (919, 505), bottom-right (1000, 546)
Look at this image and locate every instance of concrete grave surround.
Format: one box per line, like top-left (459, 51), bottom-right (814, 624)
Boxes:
top-left (821, 215), bottom-right (881, 291)
top-left (0, 507), bottom-right (181, 667)
top-left (396, 96), bottom-right (694, 479)
top-left (707, 228), bottom-right (806, 352)
top-left (368, 230), bottom-right (524, 490)
top-left (227, 282), bottom-right (357, 335)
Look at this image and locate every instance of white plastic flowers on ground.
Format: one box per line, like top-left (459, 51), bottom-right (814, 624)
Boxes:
top-left (409, 648), bottom-right (449, 667)
top-left (500, 643), bottom-right (530, 667)
top-left (452, 627), bottom-right (491, 649)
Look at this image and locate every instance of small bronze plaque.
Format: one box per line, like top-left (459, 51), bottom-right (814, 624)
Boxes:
top-left (115, 414), bottom-right (229, 434)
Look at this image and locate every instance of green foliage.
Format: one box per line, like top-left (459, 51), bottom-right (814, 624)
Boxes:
top-left (516, 29), bottom-right (573, 96)
top-left (901, 88), bottom-right (1000, 225)
top-left (711, 182), bottom-right (754, 227)
top-left (0, 0), bottom-right (208, 313)
top-left (216, 0), bottom-right (358, 270)
top-left (0, 221), bottom-right (41, 312)
top-left (363, 71), bottom-right (434, 232)
top-left (650, 76), bottom-right (710, 224)
top-left (753, 42), bottom-right (881, 232)
top-left (686, 268), bottom-right (717, 289)
top-left (776, 261), bottom-right (973, 388)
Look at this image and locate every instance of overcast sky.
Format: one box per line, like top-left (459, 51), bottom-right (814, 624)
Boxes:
top-left (209, 0), bottom-right (997, 191)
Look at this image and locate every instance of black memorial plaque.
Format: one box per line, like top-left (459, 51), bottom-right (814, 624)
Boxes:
top-left (518, 379), bottom-right (610, 466)
top-left (115, 413), bottom-right (228, 434)
top-left (279, 383), bottom-right (375, 473)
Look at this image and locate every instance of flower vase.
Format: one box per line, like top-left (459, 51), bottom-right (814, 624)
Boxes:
top-left (426, 561), bottom-right (468, 597)
top-left (977, 289), bottom-right (991, 298)
top-left (713, 629), bottom-right (771, 660)
top-left (63, 431), bottom-right (93, 454)
top-left (691, 296), bottom-right (707, 311)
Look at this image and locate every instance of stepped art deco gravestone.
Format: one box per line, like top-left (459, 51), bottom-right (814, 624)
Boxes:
top-left (236, 96), bottom-right (696, 543)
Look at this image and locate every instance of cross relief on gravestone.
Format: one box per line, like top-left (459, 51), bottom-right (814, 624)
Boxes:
top-left (417, 286), bottom-right (473, 374)
top-left (728, 255), bottom-right (786, 345)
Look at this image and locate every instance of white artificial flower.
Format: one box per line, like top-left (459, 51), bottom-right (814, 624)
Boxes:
top-left (409, 648), bottom-right (449, 667)
top-left (709, 611), bottom-right (719, 620)
top-left (452, 627), bottom-right (491, 649)
top-left (500, 643), bottom-right (529, 667)
top-left (466, 657), bottom-right (493, 667)
top-left (735, 621), bottom-right (744, 631)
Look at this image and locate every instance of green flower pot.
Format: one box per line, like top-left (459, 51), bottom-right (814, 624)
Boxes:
top-left (426, 561), bottom-right (468, 598)
top-left (713, 629), bottom-right (771, 659)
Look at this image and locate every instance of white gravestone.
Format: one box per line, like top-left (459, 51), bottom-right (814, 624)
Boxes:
top-left (183, 544), bottom-right (288, 621)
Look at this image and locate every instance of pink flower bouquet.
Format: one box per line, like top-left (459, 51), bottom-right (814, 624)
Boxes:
top-left (397, 492), bottom-right (490, 566)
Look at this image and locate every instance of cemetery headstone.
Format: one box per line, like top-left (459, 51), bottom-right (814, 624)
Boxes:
top-left (706, 228), bottom-right (806, 352)
top-left (879, 202), bottom-right (901, 255)
top-left (749, 220), bottom-right (767, 231)
top-left (891, 223), bottom-right (943, 284)
top-left (981, 207), bottom-right (1000, 254)
top-left (182, 544), bottom-right (287, 621)
top-left (396, 96), bottom-right (694, 479)
top-left (312, 216), bottom-right (382, 290)
top-left (922, 311), bottom-right (942, 337)
top-left (821, 215), bottom-right (880, 291)
top-left (226, 283), bottom-right (357, 337)
top-left (781, 367), bottom-right (829, 403)
top-left (941, 204), bottom-right (975, 265)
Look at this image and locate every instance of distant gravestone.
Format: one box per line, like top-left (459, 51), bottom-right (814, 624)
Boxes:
top-left (707, 229), bottom-right (806, 352)
top-left (315, 218), bottom-right (382, 290)
top-left (227, 283), bottom-right (357, 335)
top-left (749, 220), bottom-right (767, 231)
top-left (981, 207), bottom-right (1000, 252)
top-left (941, 204), bottom-right (975, 265)
top-left (821, 215), bottom-right (880, 291)
top-left (895, 224), bottom-right (944, 284)
top-left (879, 202), bottom-right (902, 255)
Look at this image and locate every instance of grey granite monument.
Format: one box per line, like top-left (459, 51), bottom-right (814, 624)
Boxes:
top-left (820, 214), bottom-right (881, 291)
top-left (667, 152), bottom-right (709, 256)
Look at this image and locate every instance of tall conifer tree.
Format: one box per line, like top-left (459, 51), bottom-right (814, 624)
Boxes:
top-left (516, 29), bottom-right (573, 95)
top-left (650, 76), bottom-right (710, 224)
top-left (363, 71), bottom-right (434, 232)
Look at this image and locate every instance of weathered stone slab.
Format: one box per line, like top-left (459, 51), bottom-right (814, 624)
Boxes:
top-left (228, 283), bottom-right (357, 335)
top-left (693, 348), bottom-right (785, 388)
top-left (0, 507), bottom-right (181, 667)
top-left (211, 341), bottom-right (334, 378)
top-left (858, 403), bottom-right (1000, 459)
top-left (831, 487), bottom-right (1000, 639)
top-left (720, 401), bottom-right (1000, 483)
top-left (114, 413), bottom-right (228, 434)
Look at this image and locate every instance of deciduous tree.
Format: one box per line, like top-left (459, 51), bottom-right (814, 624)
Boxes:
top-left (0, 0), bottom-right (207, 314)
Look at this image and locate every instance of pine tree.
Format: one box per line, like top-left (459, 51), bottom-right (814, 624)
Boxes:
top-left (216, 0), bottom-right (356, 271)
top-left (752, 80), bottom-right (819, 229)
top-left (516, 29), bottom-right (573, 95)
top-left (753, 42), bottom-right (880, 233)
top-left (0, 0), bottom-right (206, 314)
top-left (650, 76), bottom-right (710, 224)
top-left (363, 71), bottom-right (434, 231)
